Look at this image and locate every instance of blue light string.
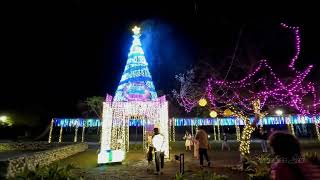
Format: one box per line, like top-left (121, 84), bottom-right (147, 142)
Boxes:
top-left (53, 115), bottom-right (320, 128)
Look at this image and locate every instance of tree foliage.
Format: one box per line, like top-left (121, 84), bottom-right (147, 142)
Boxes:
top-left (78, 96), bottom-right (104, 119)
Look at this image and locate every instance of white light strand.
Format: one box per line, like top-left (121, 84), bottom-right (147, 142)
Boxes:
top-left (48, 119), bottom-right (54, 143)
top-left (315, 118), bottom-right (320, 141)
top-left (74, 122), bottom-right (79, 142)
top-left (236, 124), bottom-right (240, 141)
top-left (217, 119), bottom-right (221, 141)
top-left (81, 125), bottom-right (85, 142)
top-left (213, 124), bottom-right (216, 141)
top-left (59, 126), bottom-right (63, 143)
top-left (172, 118), bottom-right (176, 142)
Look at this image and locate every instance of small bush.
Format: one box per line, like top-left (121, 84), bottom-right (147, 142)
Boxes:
top-left (175, 172), bottom-right (186, 180)
top-left (130, 144), bottom-right (143, 151)
top-left (13, 163), bottom-right (81, 180)
top-left (245, 154), bottom-right (272, 180)
top-left (194, 171), bottom-right (228, 180)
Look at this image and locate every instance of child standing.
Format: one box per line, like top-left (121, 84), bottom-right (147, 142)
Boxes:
top-left (183, 131), bottom-right (192, 151)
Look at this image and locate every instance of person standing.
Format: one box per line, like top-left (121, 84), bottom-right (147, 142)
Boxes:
top-left (152, 128), bottom-right (165, 175)
top-left (183, 131), bottom-right (192, 151)
top-left (260, 129), bottom-right (268, 153)
top-left (195, 126), bottom-right (211, 168)
top-left (146, 132), bottom-right (153, 173)
top-left (221, 132), bottom-right (230, 151)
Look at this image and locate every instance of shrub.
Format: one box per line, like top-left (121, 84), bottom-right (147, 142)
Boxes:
top-left (13, 163), bottom-right (81, 180)
top-left (175, 172), bottom-right (186, 180)
top-left (245, 154), bottom-right (272, 180)
top-left (194, 171), bottom-right (228, 180)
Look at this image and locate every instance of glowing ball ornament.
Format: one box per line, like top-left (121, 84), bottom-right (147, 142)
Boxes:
top-left (209, 110), bottom-right (217, 118)
top-left (275, 109), bottom-right (283, 116)
top-left (198, 98), bottom-right (207, 107)
top-left (223, 109), bottom-right (233, 117)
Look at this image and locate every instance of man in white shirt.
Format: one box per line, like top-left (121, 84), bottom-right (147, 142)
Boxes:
top-left (152, 127), bottom-right (165, 175)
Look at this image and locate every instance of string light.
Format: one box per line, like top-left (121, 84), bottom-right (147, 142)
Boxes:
top-left (59, 126), bottom-right (63, 143)
top-left (290, 121), bottom-right (295, 136)
top-left (74, 121), bottom-right (79, 142)
top-left (172, 118), bottom-right (176, 142)
top-left (280, 23), bottom-right (301, 72)
top-left (213, 124), bottom-right (217, 141)
top-left (174, 23), bottom-right (320, 120)
top-left (236, 125), bottom-right (240, 141)
top-left (239, 117), bottom-right (255, 155)
top-left (217, 118), bottom-right (221, 141)
top-left (314, 117), bottom-right (320, 141)
top-left (168, 118), bottom-right (172, 141)
top-left (81, 125), bottom-right (85, 142)
top-left (173, 69), bottom-right (202, 112)
top-left (200, 23), bottom-right (320, 155)
top-left (48, 119), bottom-right (54, 143)
top-left (173, 115), bottom-right (319, 126)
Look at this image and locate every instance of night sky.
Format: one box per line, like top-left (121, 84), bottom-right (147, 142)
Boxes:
top-left (1, 1), bottom-right (320, 126)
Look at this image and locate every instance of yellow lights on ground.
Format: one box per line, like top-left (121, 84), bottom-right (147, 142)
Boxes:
top-left (132, 26), bottom-right (140, 35)
top-left (209, 110), bottom-right (217, 118)
top-left (198, 98), bottom-right (207, 107)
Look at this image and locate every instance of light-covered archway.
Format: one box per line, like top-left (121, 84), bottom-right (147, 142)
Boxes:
top-left (98, 96), bottom-right (169, 164)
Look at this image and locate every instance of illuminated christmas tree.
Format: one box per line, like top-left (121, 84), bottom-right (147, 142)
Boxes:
top-left (113, 26), bottom-right (157, 101)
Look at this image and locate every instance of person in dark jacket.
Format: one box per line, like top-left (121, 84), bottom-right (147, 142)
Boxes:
top-left (195, 126), bottom-right (211, 168)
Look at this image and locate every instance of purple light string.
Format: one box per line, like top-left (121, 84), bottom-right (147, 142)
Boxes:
top-left (174, 23), bottom-right (319, 115)
top-left (204, 23), bottom-right (319, 115)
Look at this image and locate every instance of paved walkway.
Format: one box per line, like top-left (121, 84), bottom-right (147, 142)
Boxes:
top-left (68, 150), bottom-right (245, 180)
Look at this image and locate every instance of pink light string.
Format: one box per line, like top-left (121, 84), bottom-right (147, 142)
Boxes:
top-left (280, 23), bottom-right (301, 72)
top-left (204, 23), bottom-right (319, 115)
top-left (174, 23), bottom-right (319, 115)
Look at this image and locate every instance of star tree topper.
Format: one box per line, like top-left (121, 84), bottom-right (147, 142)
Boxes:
top-left (132, 26), bottom-right (140, 35)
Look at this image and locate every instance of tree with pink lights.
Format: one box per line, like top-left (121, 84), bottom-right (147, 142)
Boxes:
top-left (174, 23), bottom-right (320, 156)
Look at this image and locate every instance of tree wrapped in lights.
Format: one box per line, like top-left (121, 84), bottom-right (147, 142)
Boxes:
top-left (172, 69), bottom-right (203, 112)
top-left (174, 23), bottom-right (320, 156)
top-left (98, 26), bottom-right (169, 164)
top-left (113, 26), bottom-right (157, 102)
